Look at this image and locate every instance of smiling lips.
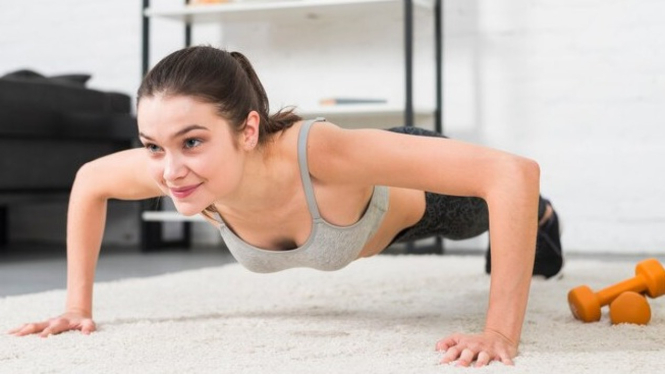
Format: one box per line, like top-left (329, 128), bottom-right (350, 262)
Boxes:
top-left (169, 183), bottom-right (202, 199)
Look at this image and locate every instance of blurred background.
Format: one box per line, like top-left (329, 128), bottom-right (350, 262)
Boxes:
top-left (0, 0), bottom-right (663, 281)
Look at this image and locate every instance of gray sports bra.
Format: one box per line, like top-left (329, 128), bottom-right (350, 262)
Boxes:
top-left (217, 118), bottom-right (389, 273)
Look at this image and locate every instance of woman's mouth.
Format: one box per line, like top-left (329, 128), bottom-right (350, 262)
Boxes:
top-left (169, 183), bottom-right (202, 199)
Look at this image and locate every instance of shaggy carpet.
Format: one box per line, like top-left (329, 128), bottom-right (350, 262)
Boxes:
top-left (1, 255), bottom-right (664, 374)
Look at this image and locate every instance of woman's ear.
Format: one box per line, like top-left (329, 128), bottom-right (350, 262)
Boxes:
top-left (242, 111), bottom-right (261, 150)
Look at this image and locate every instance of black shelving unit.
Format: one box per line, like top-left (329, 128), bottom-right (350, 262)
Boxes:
top-left (140, 0), bottom-right (444, 253)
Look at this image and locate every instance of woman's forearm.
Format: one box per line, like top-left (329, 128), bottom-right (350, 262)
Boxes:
top-left (483, 158), bottom-right (540, 345)
top-left (64, 164), bottom-right (108, 317)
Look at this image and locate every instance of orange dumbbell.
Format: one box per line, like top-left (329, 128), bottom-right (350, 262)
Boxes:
top-left (609, 291), bottom-right (651, 325)
top-left (568, 258), bottom-right (665, 322)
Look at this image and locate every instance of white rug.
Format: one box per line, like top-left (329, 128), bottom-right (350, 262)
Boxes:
top-left (1, 255), bottom-right (664, 374)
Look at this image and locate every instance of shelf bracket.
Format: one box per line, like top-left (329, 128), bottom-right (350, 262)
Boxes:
top-left (404, 0), bottom-right (414, 127)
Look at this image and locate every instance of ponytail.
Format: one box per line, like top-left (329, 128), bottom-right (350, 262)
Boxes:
top-left (229, 51), bottom-right (301, 143)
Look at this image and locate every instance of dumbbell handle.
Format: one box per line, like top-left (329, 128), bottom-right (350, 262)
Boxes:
top-left (596, 276), bottom-right (647, 306)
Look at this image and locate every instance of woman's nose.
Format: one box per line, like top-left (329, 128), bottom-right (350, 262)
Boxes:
top-left (163, 154), bottom-right (187, 182)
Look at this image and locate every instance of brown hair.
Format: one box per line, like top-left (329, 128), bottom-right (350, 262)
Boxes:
top-left (137, 46), bottom-right (302, 218)
top-left (137, 45), bottom-right (301, 145)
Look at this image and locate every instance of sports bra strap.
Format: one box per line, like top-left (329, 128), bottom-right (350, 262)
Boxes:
top-left (297, 117), bottom-right (326, 220)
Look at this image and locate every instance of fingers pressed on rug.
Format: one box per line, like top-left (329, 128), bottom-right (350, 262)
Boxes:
top-left (9, 312), bottom-right (96, 338)
top-left (435, 332), bottom-right (516, 367)
top-left (9, 322), bottom-right (52, 337)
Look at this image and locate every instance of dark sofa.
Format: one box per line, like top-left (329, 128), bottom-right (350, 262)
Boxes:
top-left (0, 70), bottom-right (137, 246)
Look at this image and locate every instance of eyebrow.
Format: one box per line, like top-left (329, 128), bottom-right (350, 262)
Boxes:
top-left (139, 124), bottom-right (209, 141)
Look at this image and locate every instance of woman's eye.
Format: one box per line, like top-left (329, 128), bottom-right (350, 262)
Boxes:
top-left (184, 138), bottom-right (202, 149)
top-left (145, 144), bottom-right (162, 153)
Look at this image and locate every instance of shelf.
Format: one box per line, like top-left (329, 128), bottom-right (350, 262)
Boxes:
top-left (145, 0), bottom-right (434, 24)
top-left (297, 103), bottom-right (434, 118)
top-left (142, 211), bottom-right (205, 222)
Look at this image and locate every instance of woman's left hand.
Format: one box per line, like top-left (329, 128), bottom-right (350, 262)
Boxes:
top-left (435, 329), bottom-right (518, 367)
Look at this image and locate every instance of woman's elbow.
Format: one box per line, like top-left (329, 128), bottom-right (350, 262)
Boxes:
top-left (520, 156), bottom-right (540, 183)
top-left (72, 160), bottom-right (109, 201)
top-left (511, 156), bottom-right (541, 196)
top-left (489, 154), bottom-right (540, 191)
top-left (73, 161), bottom-right (97, 187)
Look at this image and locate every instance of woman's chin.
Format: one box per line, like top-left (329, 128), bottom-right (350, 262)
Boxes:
top-left (172, 203), bottom-right (206, 217)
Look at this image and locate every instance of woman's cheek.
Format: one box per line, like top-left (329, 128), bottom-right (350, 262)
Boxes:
top-left (146, 161), bottom-right (165, 187)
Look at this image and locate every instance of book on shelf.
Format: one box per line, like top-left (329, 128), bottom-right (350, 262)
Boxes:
top-left (319, 97), bottom-right (388, 106)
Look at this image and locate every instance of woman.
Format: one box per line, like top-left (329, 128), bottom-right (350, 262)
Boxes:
top-left (9, 46), bottom-right (562, 367)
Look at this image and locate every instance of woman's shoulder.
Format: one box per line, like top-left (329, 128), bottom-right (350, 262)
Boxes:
top-left (273, 118), bottom-right (343, 153)
top-left (286, 120), bottom-right (374, 184)
top-left (287, 119), bottom-right (345, 155)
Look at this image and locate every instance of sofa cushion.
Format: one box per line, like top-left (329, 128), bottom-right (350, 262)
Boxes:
top-left (0, 70), bottom-right (131, 114)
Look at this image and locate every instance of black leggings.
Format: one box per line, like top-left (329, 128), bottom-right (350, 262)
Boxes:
top-left (387, 126), bottom-right (548, 243)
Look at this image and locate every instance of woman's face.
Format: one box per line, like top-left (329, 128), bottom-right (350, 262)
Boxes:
top-left (137, 94), bottom-right (248, 216)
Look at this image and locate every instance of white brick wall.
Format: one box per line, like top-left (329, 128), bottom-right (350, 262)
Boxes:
top-left (463, 0), bottom-right (665, 254)
top-left (0, 0), bottom-right (142, 99)
top-left (1, 0), bottom-right (663, 253)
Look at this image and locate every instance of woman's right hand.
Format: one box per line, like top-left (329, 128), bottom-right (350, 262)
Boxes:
top-left (8, 311), bottom-right (96, 338)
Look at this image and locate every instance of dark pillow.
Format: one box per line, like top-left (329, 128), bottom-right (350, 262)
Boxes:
top-left (49, 74), bottom-right (92, 87)
top-left (1, 69), bottom-right (91, 87)
top-left (1, 69), bottom-right (46, 80)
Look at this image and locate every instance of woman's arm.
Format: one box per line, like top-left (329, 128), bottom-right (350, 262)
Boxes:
top-left (65, 149), bottom-right (163, 319)
top-left (307, 124), bottom-right (539, 366)
top-left (9, 148), bottom-right (163, 337)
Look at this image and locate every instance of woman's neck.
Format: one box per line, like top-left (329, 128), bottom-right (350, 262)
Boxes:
top-left (215, 142), bottom-right (299, 217)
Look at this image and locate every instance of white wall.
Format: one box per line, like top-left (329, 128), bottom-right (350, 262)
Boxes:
top-left (1, 0), bottom-right (663, 253)
top-left (460, 0), bottom-right (665, 254)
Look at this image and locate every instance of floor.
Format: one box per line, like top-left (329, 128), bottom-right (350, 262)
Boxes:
top-left (0, 243), bottom-right (236, 297)
top-left (1, 242), bottom-right (661, 298)
top-left (0, 241), bottom-right (450, 297)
